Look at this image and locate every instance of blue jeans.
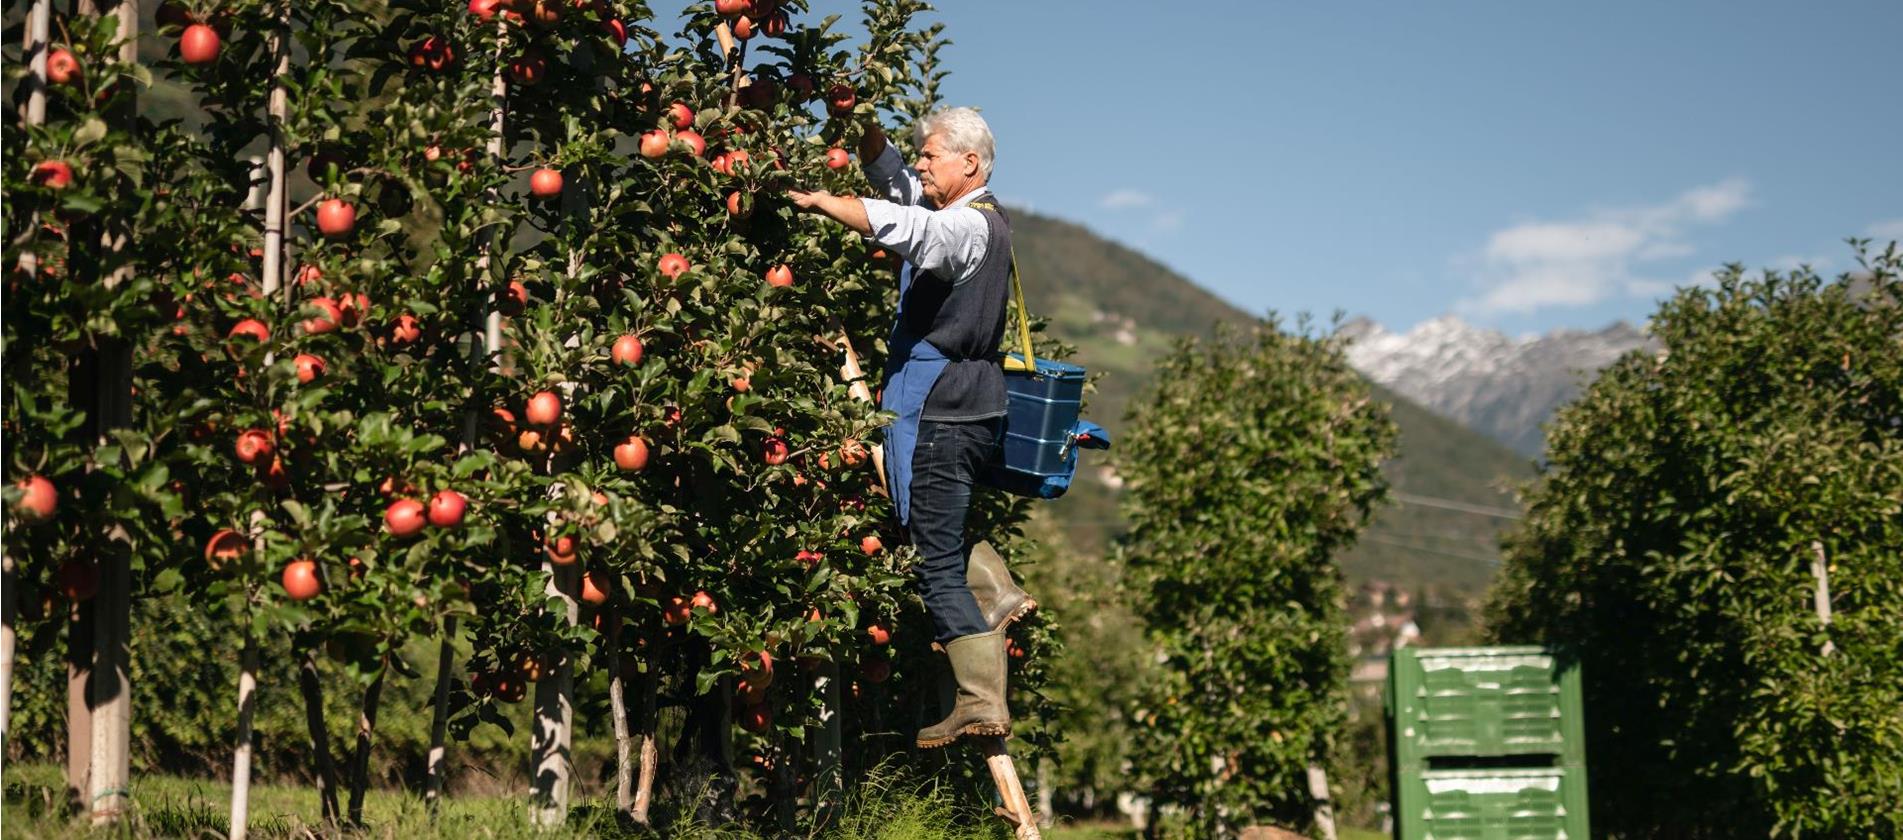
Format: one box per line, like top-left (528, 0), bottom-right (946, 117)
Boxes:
top-left (908, 418), bottom-right (1002, 643)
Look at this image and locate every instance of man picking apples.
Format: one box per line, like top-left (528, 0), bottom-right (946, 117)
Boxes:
top-left (789, 107), bottom-right (1036, 749)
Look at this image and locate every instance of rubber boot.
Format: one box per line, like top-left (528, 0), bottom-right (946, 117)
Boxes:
top-left (967, 540), bottom-right (1036, 631)
top-left (915, 630), bottom-right (1010, 749)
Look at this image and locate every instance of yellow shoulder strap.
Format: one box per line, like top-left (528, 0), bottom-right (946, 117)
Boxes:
top-left (967, 198), bottom-right (1036, 373)
top-left (1003, 248), bottom-right (1036, 372)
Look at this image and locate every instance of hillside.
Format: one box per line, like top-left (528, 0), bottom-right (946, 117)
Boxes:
top-left (1009, 210), bottom-right (1532, 615)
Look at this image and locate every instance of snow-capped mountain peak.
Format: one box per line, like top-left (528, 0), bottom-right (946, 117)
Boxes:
top-left (1340, 315), bottom-right (1651, 454)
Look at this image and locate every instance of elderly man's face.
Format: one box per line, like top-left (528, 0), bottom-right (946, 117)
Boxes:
top-left (914, 133), bottom-right (983, 207)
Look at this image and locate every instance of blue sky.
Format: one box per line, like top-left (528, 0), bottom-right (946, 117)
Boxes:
top-left (670, 1), bottom-right (1902, 335)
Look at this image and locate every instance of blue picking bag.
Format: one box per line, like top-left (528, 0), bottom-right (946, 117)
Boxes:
top-left (981, 252), bottom-right (1111, 499)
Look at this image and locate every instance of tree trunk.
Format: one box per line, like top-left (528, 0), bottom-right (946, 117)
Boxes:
top-left (64, 601), bottom-right (92, 814)
top-left (631, 663), bottom-right (659, 826)
top-left (607, 611), bottom-right (633, 816)
top-left (298, 651), bottom-right (341, 826)
top-left (229, 636), bottom-right (259, 840)
top-left (1306, 763), bottom-right (1338, 840)
top-left (75, 1), bottom-right (140, 823)
top-left (529, 561), bottom-right (579, 828)
top-left (348, 664), bottom-right (387, 826)
top-left (425, 618), bottom-right (458, 806)
top-left (0, 553), bottom-right (15, 751)
top-left (810, 659), bottom-right (844, 828)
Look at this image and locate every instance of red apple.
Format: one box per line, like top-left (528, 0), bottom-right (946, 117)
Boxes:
top-left (761, 436), bottom-right (789, 465)
top-left (427, 489), bottom-right (467, 528)
top-left (409, 35), bottom-right (456, 71)
top-left (47, 49), bottom-right (81, 85)
top-left (282, 559), bottom-right (321, 601)
top-left (795, 549), bottom-right (822, 569)
top-left (508, 52), bottom-right (546, 85)
top-left (385, 498), bottom-right (427, 537)
top-left (580, 572), bottom-right (610, 605)
top-left (525, 390), bottom-right (561, 426)
top-left (234, 429), bottom-right (275, 465)
top-left (866, 623), bottom-right (892, 646)
top-left (611, 334), bottom-right (644, 366)
top-left (179, 24), bottom-right (221, 65)
top-left (826, 83), bottom-right (855, 115)
top-left (860, 534), bottom-right (883, 556)
top-left (228, 318), bottom-right (270, 345)
top-left (663, 596), bottom-right (691, 626)
top-left (738, 702), bottom-right (772, 732)
top-left (546, 533), bottom-right (579, 565)
top-left (497, 279), bottom-right (529, 316)
top-left (715, 0), bottom-right (748, 16)
top-left (601, 18), bottom-right (628, 45)
top-left (205, 528), bottom-right (247, 570)
top-left (726, 191), bottom-right (747, 217)
top-left (732, 15), bottom-right (754, 39)
top-left (315, 199), bottom-right (356, 237)
top-left (825, 147), bottom-right (850, 170)
top-left (293, 353), bottom-right (326, 383)
top-left (639, 130), bottom-right (670, 159)
top-left (667, 101), bottom-right (694, 130)
top-left (13, 475), bottom-right (57, 523)
top-left (390, 314), bottom-right (421, 344)
top-left (675, 130), bottom-right (706, 157)
top-left (529, 168), bottom-right (563, 199)
top-left (302, 297), bottom-right (343, 334)
top-left (765, 265), bottom-right (794, 288)
top-left (31, 161), bottom-right (73, 190)
top-left (657, 253), bottom-right (690, 280)
top-left (614, 436), bottom-right (650, 472)
top-left (691, 590), bottom-right (718, 614)
top-left (468, 0), bottom-right (507, 21)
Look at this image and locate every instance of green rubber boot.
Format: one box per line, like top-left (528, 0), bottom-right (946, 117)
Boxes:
top-left (915, 630), bottom-right (1011, 749)
top-left (967, 540), bottom-right (1036, 631)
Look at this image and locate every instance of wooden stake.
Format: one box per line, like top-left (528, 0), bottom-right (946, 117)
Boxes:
top-left (1307, 763), bottom-right (1338, 840)
top-left (80, 1), bottom-right (140, 823)
top-left (529, 561), bottom-right (580, 827)
top-left (608, 611), bottom-right (634, 816)
top-left (979, 737), bottom-right (1041, 840)
top-left (810, 658), bottom-right (844, 827)
top-left (1811, 541), bottom-right (1835, 657)
top-left (229, 637), bottom-right (259, 840)
top-left (0, 553), bottom-right (14, 750)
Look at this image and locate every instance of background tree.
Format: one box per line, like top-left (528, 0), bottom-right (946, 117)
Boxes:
top-left (1485, 245), bottom-right (1903, 839)
top-left (1119, 319), bottom-right (1395, 837)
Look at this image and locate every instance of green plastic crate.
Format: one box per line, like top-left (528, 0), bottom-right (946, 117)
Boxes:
top-left (1392, 766), bottom-right (1590, 840)
top-left (1387, 646), bottom-right (1586, 769)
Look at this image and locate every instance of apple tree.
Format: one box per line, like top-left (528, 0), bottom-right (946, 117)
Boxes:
top-left (1485, 247), bottom-right (1903, 839)
top-left (1118, 319), bottom-right (1395, 837)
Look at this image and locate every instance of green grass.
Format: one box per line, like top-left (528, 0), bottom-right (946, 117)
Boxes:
top-left (1, 763), bottom-right (1023, 840)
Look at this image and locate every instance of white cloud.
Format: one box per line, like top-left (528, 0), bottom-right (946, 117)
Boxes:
top-left (1458, 178), bottom-right (1753, 316)
top-left (1151, 208), bottom-right (1185, 234)
top-left (1100, 189), bottom-right (1152, 210)
top-left (1866, 218), bottom-right (1903, 241)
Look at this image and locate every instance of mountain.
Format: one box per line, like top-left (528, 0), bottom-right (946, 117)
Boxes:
top-left (1339, 316), bottom-right (1652, 455)
top-left (1010, 212), bottom-right (1532, 620)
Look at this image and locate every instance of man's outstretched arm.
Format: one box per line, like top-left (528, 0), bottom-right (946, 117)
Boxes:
top-left (788, 189), bottom-right (871, 236)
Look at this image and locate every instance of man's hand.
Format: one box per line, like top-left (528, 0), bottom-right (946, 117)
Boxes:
top-left (787, 188), bottom-right (872, 236)
top-left (786, 188), bottom-right (831, 210)
top-left (859, 123), bottom-right (889, 165)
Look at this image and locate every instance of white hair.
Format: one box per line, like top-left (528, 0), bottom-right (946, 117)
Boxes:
top-left (914, 107), bottom-right (995, 179)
